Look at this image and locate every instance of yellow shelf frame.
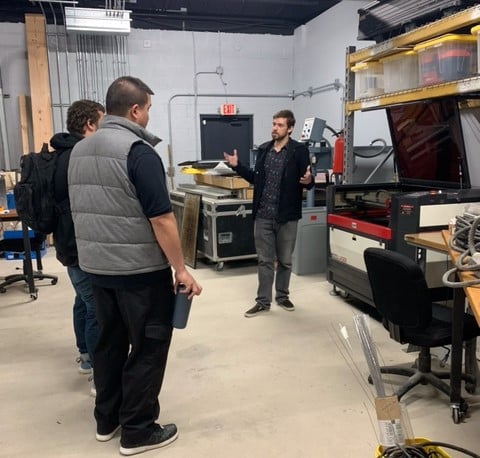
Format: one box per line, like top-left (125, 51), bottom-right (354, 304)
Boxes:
top-left (346, 76), bottom-right (480, 113)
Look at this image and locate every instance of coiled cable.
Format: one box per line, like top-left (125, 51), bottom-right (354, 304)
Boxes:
top-left (379, 440), bottom-right (480, 457)
top-left (442, 214), bottom-right (480, 288)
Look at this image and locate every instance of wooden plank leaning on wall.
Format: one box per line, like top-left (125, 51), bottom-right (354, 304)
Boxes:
top-left (24, 16), bottom-right (55, 245)
top-left (25, 14), bottom-right (53, 152)
top-left (18, 94), bottom-right (32, 155)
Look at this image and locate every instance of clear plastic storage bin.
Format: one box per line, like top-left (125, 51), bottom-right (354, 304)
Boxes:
top-left (351, 61), bottom-right (384, 98)
top-left (380, 50), bottom-right (418, 92)
top-left (470, 25), bottom-right (480, 75)
top-left (414, 34), bottom-right (477, 85)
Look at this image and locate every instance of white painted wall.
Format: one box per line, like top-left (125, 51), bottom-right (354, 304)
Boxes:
top-left (0, 0), bottom-right (391, 180)
top-left (127, 29), bottom-right (294, 178)
top-left (0, 24), bottom-right (30, 169)
top-left (292, 0), bottom-right (390, 147)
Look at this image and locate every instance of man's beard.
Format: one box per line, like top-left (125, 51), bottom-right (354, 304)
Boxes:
top-left (271, 132), bottom-right (288, 142)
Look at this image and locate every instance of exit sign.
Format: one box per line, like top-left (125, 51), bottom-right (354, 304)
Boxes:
top-left (220, 103), bottom-right (237, 115)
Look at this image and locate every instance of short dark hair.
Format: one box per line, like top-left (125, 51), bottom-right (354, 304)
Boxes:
top-left (106, 76), bottom-right (154, 116)
top-left (273, 109), bottom-right (295, 128)
top-left (67, 99), bottom-right (105, 136)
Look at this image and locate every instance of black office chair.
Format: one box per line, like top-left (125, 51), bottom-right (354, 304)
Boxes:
top-left (363, 247), bottom-right (479, 404)
top-left (0, 232), bottom-right (58, 294)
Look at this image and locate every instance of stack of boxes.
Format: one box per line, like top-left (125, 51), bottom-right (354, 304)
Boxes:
top-left (352, 31), bottom-right (480, 99)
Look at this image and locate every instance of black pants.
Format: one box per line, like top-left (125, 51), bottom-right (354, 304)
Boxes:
top-left (92, 269), bottom-right (174, 444)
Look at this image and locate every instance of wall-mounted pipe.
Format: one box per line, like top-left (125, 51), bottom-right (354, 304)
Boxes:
top-left (292, 78), bottom-right (345, 130)
top-left (291, 79), bottom-right (343, 99)
top-left (193, 71), bottom-right (221, 157)
top-left (0, 69), bottom-right (10, 169)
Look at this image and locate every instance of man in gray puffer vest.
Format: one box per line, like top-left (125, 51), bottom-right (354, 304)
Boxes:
top-left (68, 76), bottom-right (202, 456)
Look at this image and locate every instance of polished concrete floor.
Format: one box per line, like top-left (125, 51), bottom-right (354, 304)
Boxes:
top-left (0, 251), bottom-right (479, 457)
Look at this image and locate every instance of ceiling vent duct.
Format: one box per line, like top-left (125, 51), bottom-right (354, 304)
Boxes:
top-left (64, 6), bottom-right (131, 35)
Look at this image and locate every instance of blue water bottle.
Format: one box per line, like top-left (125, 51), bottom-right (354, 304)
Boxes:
top-left (172, 284), bottom-right (192, 329)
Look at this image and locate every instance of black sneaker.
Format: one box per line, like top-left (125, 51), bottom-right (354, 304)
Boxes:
top-left (244, 304), bottom-right (270, 318)
top-left (119, 424), bottom-right (178, 456)
top-left (277, 299), bottom-right (295, 311)
top-left (96, 424), bottom-right (121, 442)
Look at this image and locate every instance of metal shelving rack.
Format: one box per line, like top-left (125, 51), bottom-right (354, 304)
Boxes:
top-left (343, 4), bottom-right (480, 183)
top-left (337, 4), bottom-right (480, 424)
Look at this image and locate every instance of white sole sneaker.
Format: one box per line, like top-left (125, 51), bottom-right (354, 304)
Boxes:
top-left (78, 366), bottom-right (92, 375)
top-left (96, 425), bottom-right (121, 442)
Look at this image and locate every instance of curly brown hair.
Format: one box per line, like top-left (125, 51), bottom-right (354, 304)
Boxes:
top-left (67, 100), bottom-right (105, 136)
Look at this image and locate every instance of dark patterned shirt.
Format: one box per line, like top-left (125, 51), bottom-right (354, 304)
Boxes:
top-left (257, 145), bottom-right (287, 219)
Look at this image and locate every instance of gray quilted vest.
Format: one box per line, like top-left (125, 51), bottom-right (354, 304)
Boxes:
top-left (68, 115), bottom-right (169, 276)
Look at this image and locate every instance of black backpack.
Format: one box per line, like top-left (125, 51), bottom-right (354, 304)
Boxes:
top-left (14, 143), bottom-right (58, 235)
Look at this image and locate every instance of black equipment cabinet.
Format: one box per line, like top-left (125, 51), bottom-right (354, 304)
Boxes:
top-left (170, 189), bottom-right (256, 269)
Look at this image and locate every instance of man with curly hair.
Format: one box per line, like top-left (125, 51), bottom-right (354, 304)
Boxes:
top-left (51, 99), bottom-right (105, 395)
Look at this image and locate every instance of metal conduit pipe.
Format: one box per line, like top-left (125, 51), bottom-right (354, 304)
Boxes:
top-left (39, 3), bottom-right (61, 132)
top-left (60, 6), bottom-right (73, 106)
top-left (291, 79), bottom-right (343, 99)
top-left (193, 71), bottom-right (223, 156)
top-left (292, 78), bottom-right (345, 130)
top-left (0, 70), bottom-right (10, 169)
top-left (74, 35), bottom-right (81, 97)
top-left (80, 36), bottom-right (86, 97)
top-left (47, 2), bottom-right (66, 129)
top-left (168, 80), bottom-right (345, 164)
top-left (167, 92), bottom-right (292, 161)
top-left (98, 37), bottom-right (106, 102)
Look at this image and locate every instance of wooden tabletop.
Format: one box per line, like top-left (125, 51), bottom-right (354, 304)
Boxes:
top-left (404, 231), bottom-right (448, 254)
top-left (442, 230), bottom-right (480, 325)
top-left (0, 210), bottom-right (19, 222)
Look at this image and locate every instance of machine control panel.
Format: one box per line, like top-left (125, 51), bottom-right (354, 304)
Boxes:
top-left (300, 117), bottom-right (326, 142)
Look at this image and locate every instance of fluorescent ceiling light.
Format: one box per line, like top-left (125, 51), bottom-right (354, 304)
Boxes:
top-left (64, 6), bottom-right (131, 35)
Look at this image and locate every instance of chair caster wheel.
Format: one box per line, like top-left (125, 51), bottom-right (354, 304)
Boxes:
top-left (452, 401), bottom-right (468, 424)
top-left (367, 375), bottom-right (373, 385)
top-left (452, 406), bottom-right (463, 424)
top-left (51, 278), bottom-right (58, 285)
top-left (0, 287), bottom-right (6, 293)
top-left (452, 407), bottom-right (460, 424)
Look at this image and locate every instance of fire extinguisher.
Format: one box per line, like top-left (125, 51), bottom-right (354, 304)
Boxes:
top-left (332, 130), bottom-right (344, 182)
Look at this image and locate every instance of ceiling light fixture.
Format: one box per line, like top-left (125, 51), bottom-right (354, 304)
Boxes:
top-left (64, 5), bottom-right (131, 35)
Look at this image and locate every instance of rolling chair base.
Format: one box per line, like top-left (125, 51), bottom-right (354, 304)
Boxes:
top-left (0, 271), bottom-right (58, 293)
top-left (368, 346), bottom-right (477, 401)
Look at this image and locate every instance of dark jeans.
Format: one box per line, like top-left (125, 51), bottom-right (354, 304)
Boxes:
top-left (254, 218), bottom-right (298, 307)
top-left (67, 266), bottom-right (98, 363)
top-left (92, 269), bottom-right (174, 444)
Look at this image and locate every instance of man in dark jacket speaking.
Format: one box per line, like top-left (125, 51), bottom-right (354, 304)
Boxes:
top-left (223, 109), bottom-right (313, 318)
